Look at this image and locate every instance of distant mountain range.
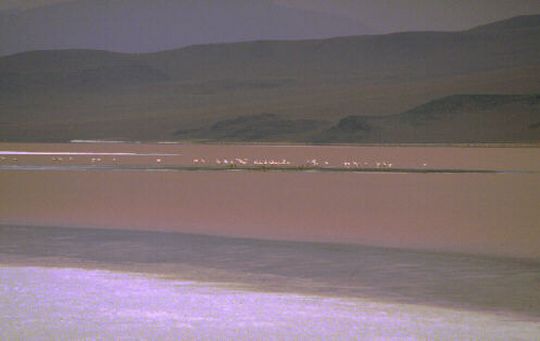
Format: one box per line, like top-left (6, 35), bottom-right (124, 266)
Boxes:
top-left (1, 15), bottom-right (540, 143)
top-left (0, 0), bottom-right (370, 56)
top-left (2, 15), bottom-right (539, 86)
top-left (173, 94), bottom-right (540, 144)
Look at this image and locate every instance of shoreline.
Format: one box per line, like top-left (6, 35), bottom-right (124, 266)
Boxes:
top-left (1, 257), bottom-right (539, 324)
top-left (3, 263), bottom-right (539, 339)
top-left (3, 164), bottom-right (538, 174)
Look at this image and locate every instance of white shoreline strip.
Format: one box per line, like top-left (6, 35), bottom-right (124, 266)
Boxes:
top-left (70, 140), bottom-right (130, 144)
top-left (0, 151), bottom-right (180, 156)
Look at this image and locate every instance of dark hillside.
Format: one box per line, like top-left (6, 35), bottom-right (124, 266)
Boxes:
top-left (317, 95), bottom-right (540, 143)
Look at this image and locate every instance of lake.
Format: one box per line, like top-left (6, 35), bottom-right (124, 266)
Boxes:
top-left (1, 142), bottom-right (539, 338)
top-left (1, 142), bottom-right (539, 258)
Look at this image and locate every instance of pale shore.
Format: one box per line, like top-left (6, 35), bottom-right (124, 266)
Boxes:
top-left (2, 265), bottom-right (539, 340)
top-left (1, 225), bottom-right (539, 321)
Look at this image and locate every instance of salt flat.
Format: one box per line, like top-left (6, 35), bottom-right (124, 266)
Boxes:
top-left (1, 266), bottom-right (539, 340)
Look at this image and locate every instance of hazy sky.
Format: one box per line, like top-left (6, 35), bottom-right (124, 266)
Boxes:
top-left (2, 0), bottom-right (540, 32)
top-left (0, 0), bottom-right (68, 11)
top-left (276, 0), bottom-right (540, 32)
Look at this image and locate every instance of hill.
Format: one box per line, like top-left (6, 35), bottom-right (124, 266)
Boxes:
top-left (316, 95), bottom-right (540, 143)
top-left (1, 15), bottom-right (540, 143)
top-left (0, 0), bottom-right (370, 56)
top-left (2, 15), bottom-right (540, 86)
top-left (174, 113), bottom-right (329, 142)
top-left (172, 95), bottom-right (540, 144)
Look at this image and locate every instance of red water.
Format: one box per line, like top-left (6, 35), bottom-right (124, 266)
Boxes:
top-left (1, 143), bottom-right (539, 259)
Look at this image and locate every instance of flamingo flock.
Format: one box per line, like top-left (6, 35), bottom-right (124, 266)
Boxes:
top-left (188, 157), bottom-right (399, 170)
top-left (0, 152), bottom-right (439, 171)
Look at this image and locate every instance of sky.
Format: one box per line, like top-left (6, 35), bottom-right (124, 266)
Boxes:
top-left (2, 0), bottom-right (540, 32)
top-left (0, 0), bottom-right (67, 10)
top-left (275, 0), bottom-right (540, 32)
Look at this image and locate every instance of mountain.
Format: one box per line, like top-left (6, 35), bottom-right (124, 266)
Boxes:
top-left (0, 0), bottom-right (370, 56)
top-left (2, 15), bottom-right (540, 86)
top-left (316, 95), bottom-right (540, 143)
top-left (1, 15), bottom-right (540, 143)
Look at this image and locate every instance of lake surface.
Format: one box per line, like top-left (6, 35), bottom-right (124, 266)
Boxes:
top-left (1, 143), bottom-right (540, 258)
top-left (1, 142), bottom-right (539, 338)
